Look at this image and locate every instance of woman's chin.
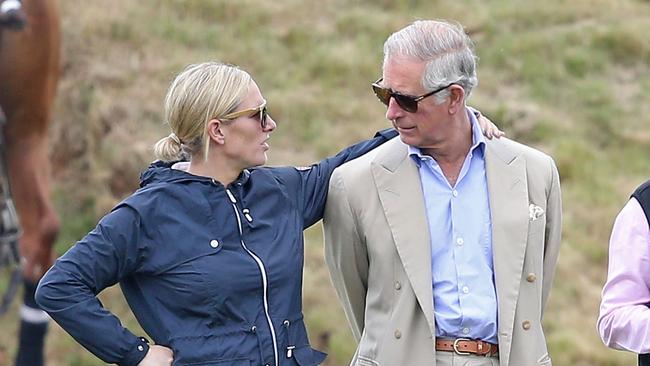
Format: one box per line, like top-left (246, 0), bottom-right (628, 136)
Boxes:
top-left (250, 154), bottom-right (268, 168)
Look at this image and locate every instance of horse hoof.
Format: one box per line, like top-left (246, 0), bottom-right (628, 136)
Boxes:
top-left (0, 9), bottom-right (26, 30)
top-left (1, 0), bottom-right (26, 30)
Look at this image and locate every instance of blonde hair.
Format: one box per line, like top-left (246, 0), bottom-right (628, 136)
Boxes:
top-left (154, 61), bottom-right (252, 162)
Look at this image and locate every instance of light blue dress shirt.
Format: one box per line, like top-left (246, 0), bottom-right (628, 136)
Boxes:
top-left (408, 108), bottom-right (498, 343)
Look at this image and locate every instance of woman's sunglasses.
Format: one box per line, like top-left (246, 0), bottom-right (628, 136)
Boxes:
top-left (222, 100), bottom-right (269, 129)
top-left (371, 78), bottom-right (453, 113)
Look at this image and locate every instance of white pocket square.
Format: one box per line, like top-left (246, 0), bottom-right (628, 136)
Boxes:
top-left (529, 204), bottom-right (544, 221)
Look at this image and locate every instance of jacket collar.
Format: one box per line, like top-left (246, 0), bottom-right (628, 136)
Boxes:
top-left (139, 160), bottom-right (251, 188)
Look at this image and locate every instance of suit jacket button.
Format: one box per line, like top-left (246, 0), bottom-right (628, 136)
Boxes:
top-left (526, 273), bottom-right (536, 282)
top-left (522, 320), bottom-right (531, 330)
top-left (394, 330), bottom-right (402, 339)
top-left (395, 281), bottom-right (402, 290)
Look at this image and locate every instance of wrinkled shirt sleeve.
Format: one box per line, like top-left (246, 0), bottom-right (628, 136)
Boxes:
top-left (293, 128), bottom-right (397, 228)
top-left (36, 204), bottom-right (150, 366)
top-left (597, 198), bottom-right (650, 353)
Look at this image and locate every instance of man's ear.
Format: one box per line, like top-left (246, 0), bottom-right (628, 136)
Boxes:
top-left (207, 118), bottom-right (226, 145)
top-left (447, 85), bottom-right (466, 115)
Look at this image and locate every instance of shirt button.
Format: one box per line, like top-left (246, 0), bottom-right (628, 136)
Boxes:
top-left (462, 286), bottom-right (469, 294)
top-left (522, 320), bottom-right (531, 330)
top-left (394, 330), bottom-right (402, 339)
top-left (137, 345), bottom-right (144, 351)
top-left (526, 273), bottom-right (537, 282)
top-left (210, 239), bottom-right (219, 248)
top-left (462, 327), bottom-right (470, 335)
top-left (395, 281), bottom-right (402, 290)
top-left (452, 190), bottom-right (459, 197)
top-left (456, 237), bottom-right (464, 246)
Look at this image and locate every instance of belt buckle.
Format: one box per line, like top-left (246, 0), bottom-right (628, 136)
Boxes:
top-left (452, 338), bottom-right (471, 355)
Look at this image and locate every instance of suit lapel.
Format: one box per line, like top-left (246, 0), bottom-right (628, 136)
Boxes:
top-left (371, 139), bottom-right (435, 336)
top-left (485, 139), bottom-right (529, 366)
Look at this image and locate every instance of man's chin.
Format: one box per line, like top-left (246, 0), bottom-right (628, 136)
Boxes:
top-left (398, 134), bottom-right (418, 147)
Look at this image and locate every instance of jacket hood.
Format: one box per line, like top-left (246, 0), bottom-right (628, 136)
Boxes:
top-left (139, 160), bottom-right (252, 188)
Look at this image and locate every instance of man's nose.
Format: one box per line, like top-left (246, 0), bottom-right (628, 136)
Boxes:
top-left (385, 97), bottom-right (404, 121)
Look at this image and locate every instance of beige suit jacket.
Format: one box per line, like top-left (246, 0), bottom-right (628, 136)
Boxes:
top-left (323, 136), bottom-right (562, 366)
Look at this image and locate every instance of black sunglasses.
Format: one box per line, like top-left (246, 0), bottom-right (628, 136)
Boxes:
top-left (222, 100), bottom-right (269, 129)
top-left (371, 78), bottom-right (453, 113)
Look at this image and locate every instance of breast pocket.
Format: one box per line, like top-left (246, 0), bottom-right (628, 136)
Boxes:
top-left (527, 215), bottom-right (546, 241)
top-left (189, 240), bottom-right (257, 327)
top-left (187, 237), bottom-right (226, 295)
top-left (355, 356), bottom-right (382, 366)
top-left (143, 237), bottom-right (229, 314)
top-left (537, 353), bottom-right (552, 365)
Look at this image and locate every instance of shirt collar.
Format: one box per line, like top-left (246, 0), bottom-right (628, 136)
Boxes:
top-left (408, 107), bottom-right (486, 166)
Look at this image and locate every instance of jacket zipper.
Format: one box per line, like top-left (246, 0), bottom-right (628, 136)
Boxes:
top-left (226, 188), bottom-right (279, 366)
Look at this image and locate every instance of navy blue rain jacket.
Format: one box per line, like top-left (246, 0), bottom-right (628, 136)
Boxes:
top-left (36, 129), bottom-right (396, 366)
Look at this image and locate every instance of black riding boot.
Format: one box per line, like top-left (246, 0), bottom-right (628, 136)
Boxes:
top-left (14, 280), bottom-right (49, 366)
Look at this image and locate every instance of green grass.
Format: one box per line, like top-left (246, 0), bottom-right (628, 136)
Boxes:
top-left (2, 0), bottom-right (650, 365)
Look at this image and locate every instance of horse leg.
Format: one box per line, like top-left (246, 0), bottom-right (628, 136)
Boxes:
top-left (5, 135), bottom-right (61, 361)
top-left (5, 134), bottom-right (61, 282)
top-left (0, 0), bottom-right (60, 365)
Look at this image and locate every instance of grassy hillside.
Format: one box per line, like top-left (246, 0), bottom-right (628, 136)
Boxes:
top-left (2, 0), bottom-right (649, 364)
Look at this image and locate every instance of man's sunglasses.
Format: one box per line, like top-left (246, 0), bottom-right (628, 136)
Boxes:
top-left (371, 78), bottom-right (453, 113)
top-left (222, 100), bottom-right (269, 129)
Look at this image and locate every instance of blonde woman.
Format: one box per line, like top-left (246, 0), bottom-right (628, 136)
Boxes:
top-left (36, 62), bottom-right (501, 366)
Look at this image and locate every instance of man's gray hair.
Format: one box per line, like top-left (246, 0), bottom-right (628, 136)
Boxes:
top-left (383, 20), bottom-right (478, 102)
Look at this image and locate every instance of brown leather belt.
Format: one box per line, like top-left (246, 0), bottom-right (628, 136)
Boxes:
top-left (435, 338), bottom-right (499, 357)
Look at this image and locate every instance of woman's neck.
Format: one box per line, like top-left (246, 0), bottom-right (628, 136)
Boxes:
top-left (187, 156), bottom-right (241, 186)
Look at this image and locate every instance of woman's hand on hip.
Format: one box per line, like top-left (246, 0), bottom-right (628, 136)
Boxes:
top-left (138, 345), bottom-right (174, 366)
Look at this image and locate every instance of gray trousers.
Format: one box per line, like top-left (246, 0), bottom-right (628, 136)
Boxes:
top-left (435, 351), bottom-right (500, 366)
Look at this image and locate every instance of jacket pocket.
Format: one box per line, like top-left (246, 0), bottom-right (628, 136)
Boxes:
top-left (292, 346), bottom-right (327, 366)
top-left (181, 358), bottom-right (250, 366)
top-left (169, 333), bottom-right (253, 366)
top-left (281, 316), bottom-right (327, 365)
top-left (528, 213), bottom-right (546, 237)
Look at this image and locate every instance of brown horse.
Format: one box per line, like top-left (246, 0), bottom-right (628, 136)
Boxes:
top-left (0, 0), bottom-right (60, 365)
top-left (0, 0), bottom-right (60, 282)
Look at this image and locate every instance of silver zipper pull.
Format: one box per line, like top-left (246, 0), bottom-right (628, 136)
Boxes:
top-left (226, 189), bottom-right (237, 204)
top-left (243, 208), bottom-right (253, 222)
top-left (286, 345), bottom-right (295, 358)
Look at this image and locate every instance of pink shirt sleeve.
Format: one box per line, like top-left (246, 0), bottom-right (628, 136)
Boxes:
top-left (598, 198), bottom-right (650, 353)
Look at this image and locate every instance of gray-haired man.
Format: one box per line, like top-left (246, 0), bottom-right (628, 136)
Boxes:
top-left (324, 20), bottom-right (562, 366)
